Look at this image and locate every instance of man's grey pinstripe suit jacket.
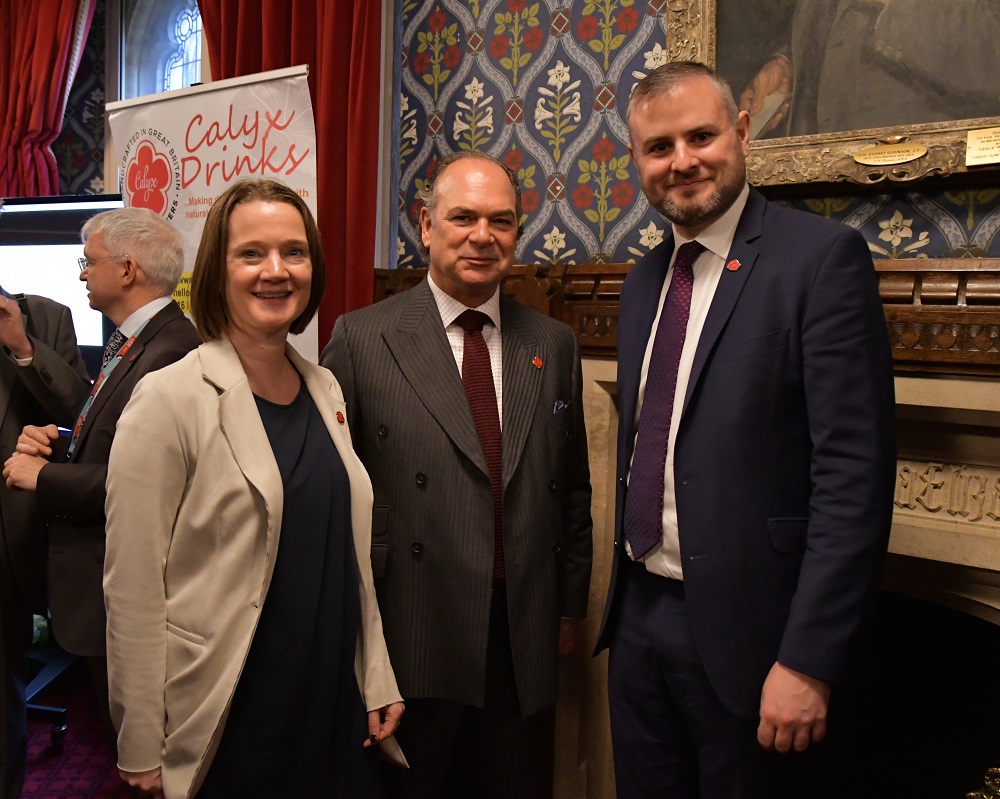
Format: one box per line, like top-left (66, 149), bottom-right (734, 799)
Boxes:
top-left (322, 278), bottom-right (592, 717)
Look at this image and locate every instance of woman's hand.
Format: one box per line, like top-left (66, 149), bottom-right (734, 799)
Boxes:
top-left (364, 701), bottom-right (405, 747)
top-left (120, 766), bottom-right (164, 798)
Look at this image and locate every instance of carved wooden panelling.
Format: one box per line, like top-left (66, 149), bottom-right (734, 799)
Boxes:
top-left (374, 259), bottom-right (1000, 375)
top-left (876, 259), bottom-right (1000, 375)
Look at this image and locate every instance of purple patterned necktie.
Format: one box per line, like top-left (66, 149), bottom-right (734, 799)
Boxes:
top-left (456, 310), bottom-right (505, 583)
top-left (623, 241), bottom-right (705, 560)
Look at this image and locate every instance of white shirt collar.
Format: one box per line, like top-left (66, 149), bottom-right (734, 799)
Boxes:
top-left (119, 296), bottom-right (173, 337)
top-left (427, 274), bottom-right (502, 331)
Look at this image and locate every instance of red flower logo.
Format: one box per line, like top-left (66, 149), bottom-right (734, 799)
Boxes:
top-left (521, 188), bottom-right (540, 214)
top-left (611, 181), bottom-right (635, 208)
top-left (507, 0), bottom-right (526, 11)
top-left (593, 137), bottom-right (615, 163)
top-left (572, 184), bottom-right (594, 210)
top-left (502, 148), bottom-right (523, 172)
top-left (616, 7), bottom-right (639, 33)
top-left (125, 141), bottom-right (171, 216)
top-left (523, 27), bottom-right (544, 51)
top-left (428, 9), bottom-right (447, 33)
top-left (490, 35), bottom-right (509, 58)
top-left (412, 51), bottom-right (431, 75)
top-left (577, 15), bottom-right (598, 40)
top-left (443, 45), bottom-right (462, 68)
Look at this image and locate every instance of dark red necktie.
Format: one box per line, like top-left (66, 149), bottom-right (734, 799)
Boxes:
top-left (457, 310), bottom-right (505, 583)
top-left (622, 241), bottom-right (705, 560)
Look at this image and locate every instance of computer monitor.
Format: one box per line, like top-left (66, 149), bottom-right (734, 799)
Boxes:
top-left (0, 195), bottom-right (125, 377)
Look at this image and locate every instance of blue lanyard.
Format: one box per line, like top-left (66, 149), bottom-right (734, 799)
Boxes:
top-left (67, 319), bottom-right (150, 457)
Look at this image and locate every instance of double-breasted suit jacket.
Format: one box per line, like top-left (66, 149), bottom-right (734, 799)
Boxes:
top-left (324, 279), bottom-right (593, 718)
top-left (104, 336), bottom-right (404, 799)
top-left (36, 301), bottom-right (200, 657)
top-left (596, 188), bottom-right (897, 716)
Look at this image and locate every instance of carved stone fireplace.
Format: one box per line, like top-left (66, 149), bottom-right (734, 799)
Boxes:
top-left (374, 260), bottom-right (1000, 798)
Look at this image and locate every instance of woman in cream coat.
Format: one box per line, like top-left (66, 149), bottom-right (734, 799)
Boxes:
top-left (104, 178), bottom-right (404, 799)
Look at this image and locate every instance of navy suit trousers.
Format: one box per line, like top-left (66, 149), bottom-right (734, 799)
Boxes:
top-left (608, 562), bottom-right (831, 799)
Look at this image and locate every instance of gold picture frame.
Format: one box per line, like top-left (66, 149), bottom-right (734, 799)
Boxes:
top-left (665, 0), bottom-right (1000, 187)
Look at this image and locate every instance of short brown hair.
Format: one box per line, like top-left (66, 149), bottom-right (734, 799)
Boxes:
top-left (190, 178), bottom-right (325, 341)
top-left (627, 61), bottom-right (740, 130)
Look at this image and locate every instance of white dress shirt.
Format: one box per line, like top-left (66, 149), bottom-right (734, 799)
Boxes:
top-left (428, 276), bottom-right (504, 428)
top-left (627, 183), bottom-right (750, 578)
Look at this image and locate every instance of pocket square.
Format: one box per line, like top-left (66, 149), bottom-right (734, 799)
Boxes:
top-left (553, 399), bottom-right (569, 414)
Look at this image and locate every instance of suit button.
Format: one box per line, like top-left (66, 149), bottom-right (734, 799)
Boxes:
top-left (618, 477), bottom-right (624, 485)
top-left (548, 479), bottom-right (557, 491)
top-left (553, 543), bottom-right (561, 553)
top-left (416, 472), bottom-right (427, 486)
top-left (378, 425), bottom-right (388, 437)
top-left (613, 540), bottom-right (619, 548)
top-left (411, 542), bottom-right (423, 555)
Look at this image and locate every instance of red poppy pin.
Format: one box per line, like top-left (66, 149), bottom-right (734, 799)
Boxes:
top-left (532, 356), bottom-right (543, 369)
top-left (336, 411), bottom-right (345, 424)
top-left (726, 259), bottom-right (742, 272)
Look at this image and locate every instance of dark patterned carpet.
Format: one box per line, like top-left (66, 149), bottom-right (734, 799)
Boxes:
top-left (22, 662), bottom-right (127, 799)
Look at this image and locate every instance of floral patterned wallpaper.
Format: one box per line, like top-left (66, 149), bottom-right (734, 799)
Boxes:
top-left (396, 0), bottom-right (674, 268)
top-left (393, 0), bottom-right (1000, 268)
top-left (44, 0), bottom-right (1000, 264)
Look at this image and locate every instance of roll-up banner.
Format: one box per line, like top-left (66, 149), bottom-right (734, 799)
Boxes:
top-left (106, 65), bottom-right (319, 359)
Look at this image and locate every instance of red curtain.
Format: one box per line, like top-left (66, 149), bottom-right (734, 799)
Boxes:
top-left (198, 0), bottom-right (383, 343)
top-left (0, 0), bottom-right (96, 197)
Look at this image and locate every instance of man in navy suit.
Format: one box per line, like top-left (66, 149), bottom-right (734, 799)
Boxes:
top-left (595, 62), bottom-right (895, 797)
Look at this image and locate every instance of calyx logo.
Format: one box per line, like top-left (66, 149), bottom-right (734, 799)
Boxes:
top-left (125, 141), bottom-right (172, 215)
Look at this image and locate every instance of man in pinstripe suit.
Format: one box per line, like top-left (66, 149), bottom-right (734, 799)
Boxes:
top-left (322, 151), bottom-right (592, 799)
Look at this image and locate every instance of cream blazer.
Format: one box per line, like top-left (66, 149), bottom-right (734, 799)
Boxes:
top-left (104, 335), bottom-right (404, 799)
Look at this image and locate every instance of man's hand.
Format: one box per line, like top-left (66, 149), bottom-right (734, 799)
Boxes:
top-left (119, 766), bottom-right (163, 798)
top-left (757, 661), bottom-right (831, 753)
top-left (559, 618), bottom-right (580, 657)
top-left (739, 55), bottom-right (793, 136)
top-left (0, 295), bottom-right (33, 360)
top-left (3, 452), bottom-right (47, 491)
top-left (16, 424), bottom-right (60, 458)
top-left (365, 701), bottom-right (405, 747)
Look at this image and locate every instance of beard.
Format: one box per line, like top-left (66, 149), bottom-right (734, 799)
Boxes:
top-left (653, 157), bottom-right (746, 229)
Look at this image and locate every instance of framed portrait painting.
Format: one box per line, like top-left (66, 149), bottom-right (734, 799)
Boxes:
top-left (665, 0), bottom-right (1000, 186)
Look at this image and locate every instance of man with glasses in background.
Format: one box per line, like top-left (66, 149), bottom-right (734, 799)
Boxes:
top-left (3, 207), bottom-right (200, 729)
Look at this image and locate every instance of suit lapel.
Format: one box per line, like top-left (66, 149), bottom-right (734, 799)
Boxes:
top-left (69, 337), bottom-right (146, 461)
top-left (499, 298), bottom-right (544, 490)
top-left (382, 281), bottom-right (487, 476)
top-left (201, 337), bottom-right (284, 586)
top-left (619, 240), bottom-right (672, 448)
top-left (71, 304), bottom-right (183, 459)
top-left (682, 189), bottom-right (765, 413)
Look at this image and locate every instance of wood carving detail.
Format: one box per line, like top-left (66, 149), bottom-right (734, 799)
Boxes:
top-left (373, 258), bottom-right (1000, 375)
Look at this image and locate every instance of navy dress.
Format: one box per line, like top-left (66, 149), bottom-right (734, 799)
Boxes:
top-left (197, 385), bottom-right (378, 798)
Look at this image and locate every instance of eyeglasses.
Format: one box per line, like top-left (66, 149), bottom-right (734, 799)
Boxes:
top-left (78, 254), bottom-right (126, 273)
